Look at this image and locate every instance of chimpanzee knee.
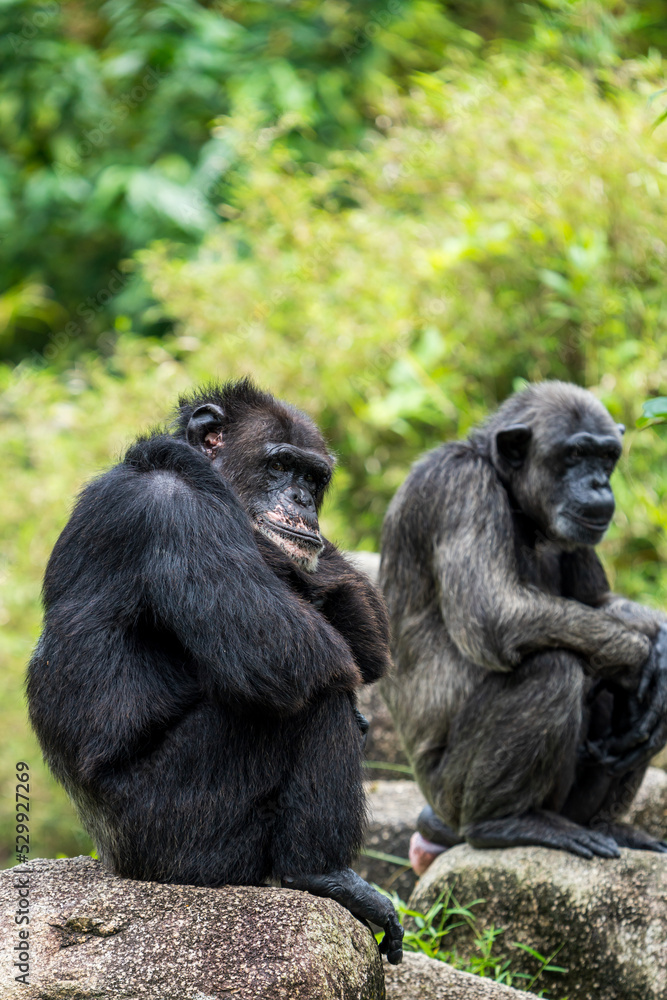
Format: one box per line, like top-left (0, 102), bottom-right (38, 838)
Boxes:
top-left (434, 651), bottom-right (585, 831)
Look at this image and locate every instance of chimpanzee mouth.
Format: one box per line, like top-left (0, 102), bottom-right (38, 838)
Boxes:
top-left (261, 515), bottom-right (323, 548)
top-left (568, 512), bottom-right (610, 532)
top-left (257, 514), bottom-right (324, 570)
top-left (268, 524), bottom-right (323, 550)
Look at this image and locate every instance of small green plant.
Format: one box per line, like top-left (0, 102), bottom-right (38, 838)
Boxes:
top-left (361, 849), bottom-right (411, 868)
top-left (512, 941), bottom-right (568, 997)
top-left (363, 760), bottom-right (414, 775)
top-left (375, 888), bottom-right (568, 999)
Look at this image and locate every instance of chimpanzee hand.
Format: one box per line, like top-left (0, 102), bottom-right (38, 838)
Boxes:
top-left (588, 625), bottom-right (667, 776)
top-left (282, 868), bottom-right (403, 964)
top-left (255, 533), bottom-right (337, 614)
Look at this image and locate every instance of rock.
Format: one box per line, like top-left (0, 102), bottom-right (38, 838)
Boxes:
top-left (651, 744), bottom-right (667, 771)
top-left (0, 857), bottom-right (385, 1000)
top-left (354, 780), bottom-right (426, 898)
top-left (359, 683), bottom-right (412, 780)
top-left (384, 952), bottom-right (534, 999)
top-left (625, 766), bottom-right (667, 839)
top-left (352, 769), bottom-right (667, 900)
top-left (409, 844), bottom-right (667, 1000)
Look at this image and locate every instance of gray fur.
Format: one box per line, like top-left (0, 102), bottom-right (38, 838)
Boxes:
top-left (380, 381), bottom-right (667, 857)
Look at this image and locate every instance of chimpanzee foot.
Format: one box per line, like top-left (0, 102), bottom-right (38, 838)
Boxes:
top-left (409, 832), bottom-right (447, 876)
top-left (599, 821), bottom-right (667, 854)
top-left (410, 806), bottom-right (465, 875)
top-left (417, 805), bottom-right (465, 848)
top-left (281, 868), bottom-right (403, 964)
top-left (463, 809), bottom-right (620, 860)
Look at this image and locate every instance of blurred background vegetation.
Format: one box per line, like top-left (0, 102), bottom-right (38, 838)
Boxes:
top-left (3, 0), bottom-right (667, 864)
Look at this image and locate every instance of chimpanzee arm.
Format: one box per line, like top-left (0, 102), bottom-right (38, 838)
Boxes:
top-left (142, 484), bottom-right (363, 711)
top-left (561, 547), bottom-right (667, 768)
top-left (44, 438), bottom-right (362, 719)
top-left (601, 597), bottom-right (667, 637)
top-left (308, 543), bottom-right (392, 684)
top-left (561, 547), bottom-right (666, 638)
top-left (256, 536), bottom-right (391, 684)
top-left (434, 454), bottom-right (650, 678)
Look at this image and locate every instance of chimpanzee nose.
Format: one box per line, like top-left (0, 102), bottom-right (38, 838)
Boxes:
top-left (287, 486), bottom-right (313, 510)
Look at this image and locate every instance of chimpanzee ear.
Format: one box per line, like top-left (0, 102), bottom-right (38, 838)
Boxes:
top-left (186, 404), bottom-right (226, 454)
top-left (617, 423), bottom-right (626, 436)
top-left (496, 424), bottom-right (532, 469)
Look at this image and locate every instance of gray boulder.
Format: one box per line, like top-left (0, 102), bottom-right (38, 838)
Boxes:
top-left (409, 844), bottom-right (667, 1000)
top-left (354, 768), bottom-right (667, 900)
top-left (384, 953), bottom-right (535, 999)
top-left (625, 764), bottom-right (667, 839)
top-left (0, 857), bottom-right (385, 1000)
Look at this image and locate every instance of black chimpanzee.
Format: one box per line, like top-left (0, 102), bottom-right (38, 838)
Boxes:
top-left (27, 378), bottom-right (403, 964)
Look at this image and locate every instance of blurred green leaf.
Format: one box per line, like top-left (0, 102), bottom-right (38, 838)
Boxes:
top-left (641, 397), bottom-right (667, 421)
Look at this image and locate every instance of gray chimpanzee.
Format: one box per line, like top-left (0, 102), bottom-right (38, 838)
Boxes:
top-left (27, 378), bottom-right (403, 963)
top-left (380, 381), bottom-right (667, 869)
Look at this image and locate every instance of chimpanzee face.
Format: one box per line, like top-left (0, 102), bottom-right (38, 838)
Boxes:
top-left (185, 402), bottom-right (332, 572)
top-left (546, 431), bottom-right (621, 546)
top-left (251, 442), bottom-right (331, 571)
top-left (494, 413), bottom-right (623, 549)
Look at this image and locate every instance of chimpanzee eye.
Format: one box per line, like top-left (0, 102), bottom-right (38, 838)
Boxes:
top-left (270, 460), bottom-right (284, 472)
top-left (304, 473), bottom-right (315, 484)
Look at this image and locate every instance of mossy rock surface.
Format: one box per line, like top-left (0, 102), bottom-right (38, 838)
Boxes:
top-left (0, 857), bottom-right (385, 999)
top-left (410, 844), bottom-right (667, 1000)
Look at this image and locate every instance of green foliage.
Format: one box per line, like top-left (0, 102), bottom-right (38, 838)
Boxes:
top-left (4, 0), bottom-right (667, 359)
top-left (527, 0), bottom-right (667, 66)
top-left (137, 51), bottom-right (667, 599)
top-left (377, 888), bottom-right (568, 997)
top-left (361, 848), bottom-right (411, 866)
top-left (364, 760), bottom-right (414, 774)
top-left (0, 0), bottom-right (471, 358)
top-left (639, 396), bottom-right (667, 426)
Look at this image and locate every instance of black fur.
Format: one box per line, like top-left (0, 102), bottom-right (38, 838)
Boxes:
top-left (27, 379), bottom-right (402, 960)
